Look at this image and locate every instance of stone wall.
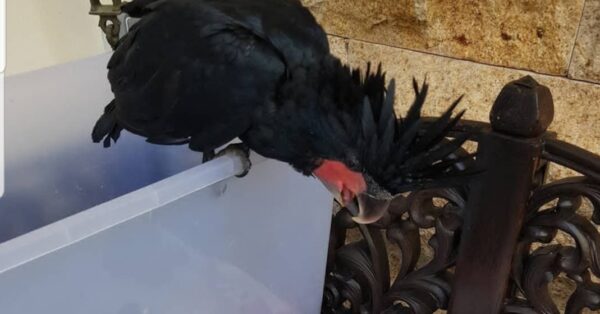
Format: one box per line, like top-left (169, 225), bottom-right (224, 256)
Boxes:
top-left (314, 1), bottom-right (600, 157)
top-left (316, 1), bottom-right (600, 312)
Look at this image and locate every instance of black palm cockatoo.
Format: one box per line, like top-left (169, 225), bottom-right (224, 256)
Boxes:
top-left (92, 0), bottom-right (468, 224)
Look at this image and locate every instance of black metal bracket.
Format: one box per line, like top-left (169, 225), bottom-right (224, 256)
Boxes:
top-left (89, 0), bottom-right (124, 49)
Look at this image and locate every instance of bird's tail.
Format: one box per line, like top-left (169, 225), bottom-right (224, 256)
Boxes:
top-left (92, 100), bottom-right (123, 148)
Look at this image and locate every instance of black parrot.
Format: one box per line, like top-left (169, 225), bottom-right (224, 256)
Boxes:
top-left (92, 0), bottom-right (468, 224)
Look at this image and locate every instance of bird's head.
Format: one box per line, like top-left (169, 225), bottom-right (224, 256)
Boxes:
top-left (308, 62), bottom-right (469, 224)
top-left (313, 159), bottom-right (392, 224)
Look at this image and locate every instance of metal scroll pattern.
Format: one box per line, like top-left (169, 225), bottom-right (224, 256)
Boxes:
top-left (321, 187), bottom-right (467, 313)
top-left (322, 135), bottom-right (600, 314)
top-left (504, 143), bottom-right (600, 314)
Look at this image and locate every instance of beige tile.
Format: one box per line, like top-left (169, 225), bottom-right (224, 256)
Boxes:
top-left (327, 35), bottom-right (349, 62)
top-left (304, 0), bottom-right (585, 75)
top-left (348, 40), bottom-right (600, 179)
top-left (569, 0), bottom-right (600, 83)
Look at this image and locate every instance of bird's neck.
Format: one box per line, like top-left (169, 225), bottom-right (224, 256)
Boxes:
top-left (243, 56), bottom-right (368, 175)
top-left (279, 56), bottom-right (366, 165)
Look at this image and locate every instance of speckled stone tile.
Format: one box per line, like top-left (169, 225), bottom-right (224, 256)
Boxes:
top-left (348, 39), bottom-right (600, 181)
top-left (569, 0), bottom-right (600, 83)
top-left (303, 0), bottom-right (585, 75)
top-left (328, 35), bottom-right (349, 62)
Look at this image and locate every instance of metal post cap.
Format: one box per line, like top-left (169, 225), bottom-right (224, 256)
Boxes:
top-left (490, 75), bottom-right (554, 137)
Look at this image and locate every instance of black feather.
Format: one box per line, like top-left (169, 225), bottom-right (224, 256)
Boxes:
top-left (93, 0), bottom-right (473, 199)
top-left (412, 96), bottom-right (464, 153)
top-left (378, 79), bottom-right (395, 136)
top-left (394, 119), bottom-right (422, 159)
top-left (352, 72), bottom-right (473, 194)
top-left (92, 100), bottom-right (122, 148)
top-left (401, 78), bottom-right (428, 133)
top-left (361, 97), bottom-right (377, 143)
top-left (415, 153), bottom-right (476, 178)
top-left (121, 0), bottom-right (162, 17)
top-left (400, 133), bottom-right (469, 172)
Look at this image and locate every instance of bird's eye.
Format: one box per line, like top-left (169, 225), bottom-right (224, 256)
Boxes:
top-left (347, 161), bottom-right (360, 171)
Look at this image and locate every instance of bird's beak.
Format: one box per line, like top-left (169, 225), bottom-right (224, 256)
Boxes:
top-left (319, 180), bottom-right (390, 224)
top-left (347, 193), bottom-right (391, 224)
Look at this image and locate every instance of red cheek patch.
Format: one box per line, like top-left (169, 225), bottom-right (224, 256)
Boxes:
top-left (313, 160), bottom-right (367, 194)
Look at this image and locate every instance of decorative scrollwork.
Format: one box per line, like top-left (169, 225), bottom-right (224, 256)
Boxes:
top-left (505, 141), bottom-right (600, 314)
top-left (323, 126), bottom-right (600, 314)
top-left (322, 187), bottom-right (466, 313)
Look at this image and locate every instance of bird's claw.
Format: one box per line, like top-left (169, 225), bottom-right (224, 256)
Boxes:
top-left (216, 143), bottom-right (252, 177)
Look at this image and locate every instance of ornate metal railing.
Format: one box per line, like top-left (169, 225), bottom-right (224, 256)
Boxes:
top-left (322, 77), bottom-right (600, 314)
top-left (322, 187), bottom-right (466, 313)
top-left (505, 139), bottom-right (600, 314)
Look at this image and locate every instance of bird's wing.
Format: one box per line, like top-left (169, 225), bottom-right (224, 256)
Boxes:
top-left (100, 0), bottom-right (288, 152)
top-left (201, 0), bottom-right (330, 67)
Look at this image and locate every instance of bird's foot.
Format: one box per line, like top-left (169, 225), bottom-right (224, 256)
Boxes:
top-left (216, 143), bottom-right (252, 178)
top-left (202, 150), bottom-right (216, 163)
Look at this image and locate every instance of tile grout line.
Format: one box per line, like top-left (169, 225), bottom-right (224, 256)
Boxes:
top-left (327, 33), bottom-right (600, 87)
top-left (566, 0), bottom-right (588, 77)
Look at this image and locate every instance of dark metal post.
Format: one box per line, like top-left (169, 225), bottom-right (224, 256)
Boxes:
top-left (448, 76), bottom-right (554, 313)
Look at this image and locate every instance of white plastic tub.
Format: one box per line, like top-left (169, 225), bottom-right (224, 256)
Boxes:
top-left (0, 55), bottom-right (332, 313)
